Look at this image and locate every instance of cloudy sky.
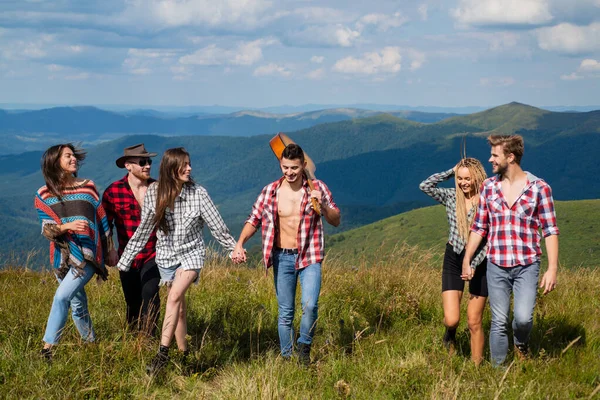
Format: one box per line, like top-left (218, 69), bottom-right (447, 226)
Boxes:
top-left (0, 0), bottom-right (599, 108)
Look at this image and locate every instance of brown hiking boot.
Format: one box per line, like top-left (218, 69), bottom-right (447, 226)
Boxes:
top-left (514, 343), bottom-right (529, 361)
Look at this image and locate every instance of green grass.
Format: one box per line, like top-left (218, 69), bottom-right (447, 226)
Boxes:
top-left (1, 248), bottom-right (599, 399)
top-left (328, 199), bottom-right (600, 268)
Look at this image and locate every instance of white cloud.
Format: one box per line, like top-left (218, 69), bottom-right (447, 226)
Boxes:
top-left (479, 76), bottom-right (516, 86)
top-left (123, 0), bottom-right (273, 30)
top-left (307, 68), bottom-right (325, 80)
top-left (406, 49), bottom-right (426, 71)
top-left (356, 12), bottom-right (408, 32)
top-left (310, 56), bottom-right (324, 64)
top-left (536, 23), bottom-right (600, 54)
top-left (452, 0), bottom-right (553, 27)
top-left (292, 7), bottom-right (353, 23)
top-left (579, 58), bottom-right (600, 72)
top-left (46, 64), bottom-right (64, 72)
top-left (418, 4), bottom-right (428, 21)
top-left (253, 63), bottom-right (292, 77)
top-left (286, 25), bottom-right (361, 47)
top-left (560, 72), bottom-right (583, 80)
top-left (332, 47), bottom-right (402, 75)
top-left (122, 48), bottom-right (180, 75)
top-left (335, 26), bottom-right (361, 47)
top-left (179, 38), bottom-right (277, 66)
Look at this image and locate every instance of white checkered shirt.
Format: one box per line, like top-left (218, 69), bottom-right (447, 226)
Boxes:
top-left (117, 182), bottom-right (236, 271)
top-left (420, 168), bottom-right (487, 269)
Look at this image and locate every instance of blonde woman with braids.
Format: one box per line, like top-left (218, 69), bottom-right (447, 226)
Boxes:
top-left (117, 147), bottom-right (238, 375)
top-left (419, 158), bottom-right (488, 365)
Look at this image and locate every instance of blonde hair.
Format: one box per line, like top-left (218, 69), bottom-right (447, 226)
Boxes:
top-left (455, 158), bottom-right (487, 241)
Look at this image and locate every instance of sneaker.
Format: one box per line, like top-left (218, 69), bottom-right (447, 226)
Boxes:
top-left (40, 347), bottom-right (53, 362)
top-left (514, 343), bottom-right (529, 361)
top-left (146, 351), bottom-right (169, 375)
top-left (298, 343), bottom-right (311, 366)
top-left (442, 328), bottom-right (456, 356)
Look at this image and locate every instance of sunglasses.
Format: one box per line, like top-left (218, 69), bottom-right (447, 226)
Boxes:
top-left (130, 158), bottom-right (153, 167)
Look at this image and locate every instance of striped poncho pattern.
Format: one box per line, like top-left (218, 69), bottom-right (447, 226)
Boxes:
top-left (34, 180), bottom-right (110, 280)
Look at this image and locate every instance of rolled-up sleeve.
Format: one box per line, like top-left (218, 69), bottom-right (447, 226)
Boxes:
top-left (538, 182), bottom-right (559, 237)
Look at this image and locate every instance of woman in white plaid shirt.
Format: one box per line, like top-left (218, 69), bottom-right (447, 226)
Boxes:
top-left (117, 147), bottom-right (238, 375)
top-left (419, 158), bottom-right (488, 365)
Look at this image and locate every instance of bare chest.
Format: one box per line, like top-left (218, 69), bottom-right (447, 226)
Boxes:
top-left (501, 180), bottom-right (527, 208)
top-left (277, 186), bottom-right (305, 218)
top-left (130, 187), bottom-right (147, 209)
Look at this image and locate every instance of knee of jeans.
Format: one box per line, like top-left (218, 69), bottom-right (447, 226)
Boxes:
top-left (278, 309), bottom-right (294, 326)
top-left (513, 311), bottom-right (533, 328)
top-left (302, 301), bottom-right (318, 316)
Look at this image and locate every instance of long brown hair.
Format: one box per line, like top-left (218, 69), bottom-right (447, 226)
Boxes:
top-left (153, 147), bottom-right (194, 234)
top-left (455, 157), bottom-right (487, 241)
top-left (40, 143), bottom-right (86, 199)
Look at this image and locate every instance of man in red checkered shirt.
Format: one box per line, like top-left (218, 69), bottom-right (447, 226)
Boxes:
top-left (102, 143), bottom-right (161, 335)
top-left (232, 143), bottom-right (340, 365)
top-left (462, 135), bottom-right (559, 367)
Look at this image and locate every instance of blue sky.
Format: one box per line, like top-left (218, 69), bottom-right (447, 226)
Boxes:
top-left (0, 0), bottom-right (599, 108)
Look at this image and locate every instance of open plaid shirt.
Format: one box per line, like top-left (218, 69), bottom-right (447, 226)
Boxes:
top-left (247, 176), bottom-right (338, 270)
top-left (117, 182), bottom-right (237, 272)
top-left (102, 175), bottom-right (157, 270)
top-left (471, 172), bottom-right (559, 268)
top-left (420, 169), bottom-right (487, 268)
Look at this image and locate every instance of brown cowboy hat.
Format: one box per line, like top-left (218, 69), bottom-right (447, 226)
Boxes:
top-left (116, 143), bottom-right (158, 168)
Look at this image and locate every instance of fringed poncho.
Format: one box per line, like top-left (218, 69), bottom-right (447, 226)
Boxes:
top-left (34, 179), bottom-right (110, 280)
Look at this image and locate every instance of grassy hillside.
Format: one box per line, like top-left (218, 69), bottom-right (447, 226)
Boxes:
top-left (328, 200), bottom-right (600, 268)
top-left (1, 249), bottom-right (599, 398)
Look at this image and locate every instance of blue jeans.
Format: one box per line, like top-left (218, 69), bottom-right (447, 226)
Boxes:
top-left (487, 260), bottom-right (540, 366)
top-left (273, 251), bottom-right (321, 357)
top-left (43, 263), bottom-right (96, 345)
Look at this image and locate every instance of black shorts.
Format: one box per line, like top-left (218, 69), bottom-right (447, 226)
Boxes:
top-left (441, 243), bottom-right (488, 297)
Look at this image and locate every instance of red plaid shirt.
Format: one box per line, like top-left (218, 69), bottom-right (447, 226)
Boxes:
top-left (102, 175), bottom-right (157, 269)
top-left (471, 172), bottom-right (559, 268)
top-left (247, 176), bottom-right (338, 270)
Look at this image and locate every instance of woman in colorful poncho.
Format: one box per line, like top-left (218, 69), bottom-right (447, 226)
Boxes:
top-left (34, 143), bottom-right (110, 360)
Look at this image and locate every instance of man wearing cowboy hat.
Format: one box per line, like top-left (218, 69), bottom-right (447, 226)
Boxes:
top-left (102, 143), bottom-right (161, 335)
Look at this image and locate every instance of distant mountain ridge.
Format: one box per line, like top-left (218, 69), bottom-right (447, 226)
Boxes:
top-left (0, 101), bottom-right (599, 269)
top-left (0, 106), bottom-right (458, 155)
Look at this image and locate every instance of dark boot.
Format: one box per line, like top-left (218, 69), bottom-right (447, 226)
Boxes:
top-left (298, 343), bottom-right (311, 366)
top-left (514, 343), bottom-right (529, 361)
top-left (146, 345), bottom-right (169, 375)
top-left (40, 347), bottom-right (53, 363)
top-left (443, 327), bottom-right (457, 355)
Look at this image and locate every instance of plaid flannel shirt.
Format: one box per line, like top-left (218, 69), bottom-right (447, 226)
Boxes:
top-left (471, 172), bottom-right (560, 268)
top-left (247, 176), bottom-right (338, 270)
top-left (102, 175), bottom-right (157, 270)
top-left (116, 182), bottom-right (237, 271)
top-left (420, 169), bottom-right (487, 268)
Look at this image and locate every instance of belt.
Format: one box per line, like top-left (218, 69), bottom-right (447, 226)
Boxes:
top-left (275, 247), bottom-right (298, 255)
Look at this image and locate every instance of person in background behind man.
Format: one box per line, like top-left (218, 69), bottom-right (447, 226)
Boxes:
top-left (232, 144), bottom-right (341, 366)
top-left (102, 144), bottom-right (160, 335)
top-left (462, 134), bottom-right (559, 367)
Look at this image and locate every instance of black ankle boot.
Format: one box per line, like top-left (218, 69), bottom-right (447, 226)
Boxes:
top-left (443, 328), bottom-right (457, 354)
top-left (146, 345), bottom-right (169, 375)
top-left (40, 347), bottom-right (53, 362)
top-left (298, 343), bottom-right (311, 366)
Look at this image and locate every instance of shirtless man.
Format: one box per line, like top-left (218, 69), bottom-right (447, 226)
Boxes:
top-left (462, 134), bottom-right (559, 366)
top-left (233, 143), bottom-right (340, 365)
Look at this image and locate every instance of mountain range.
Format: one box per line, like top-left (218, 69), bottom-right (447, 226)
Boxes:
top-left (0, 106), bottom-right (457, 155)
top-left (0, 102), bottom-right (598, 269)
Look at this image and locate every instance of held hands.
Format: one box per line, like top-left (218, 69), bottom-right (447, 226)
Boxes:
top-left (540, 268), bottom-right (557, 295)
top-left (231, 243), bottom-right (247, 264)
top-left (106, 249), bottom-right (119, 267)
top-left (461, 258), bottom-right (474, 281)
